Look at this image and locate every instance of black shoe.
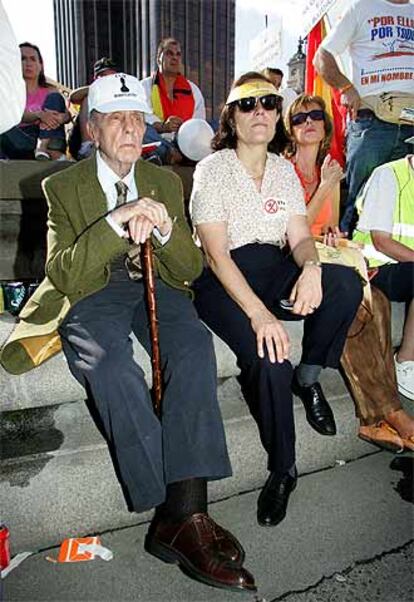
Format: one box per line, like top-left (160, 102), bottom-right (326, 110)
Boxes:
top-left (292, 375), bottom-right (337, 436)
top-left (257, 470), bottom-right (297, 527)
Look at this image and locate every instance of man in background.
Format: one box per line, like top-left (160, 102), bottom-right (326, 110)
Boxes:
top-left (140, 37), bottom-right (206, 164)
top-left (263, 67), bottom-right (298, 117)
top-left (314, 0), bottom-right (414, 233)
top-left (353, 151), bottom-right (414, 402)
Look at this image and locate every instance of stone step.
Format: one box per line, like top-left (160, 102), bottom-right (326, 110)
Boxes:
top-left (1, 371), bottom-right (374, 553)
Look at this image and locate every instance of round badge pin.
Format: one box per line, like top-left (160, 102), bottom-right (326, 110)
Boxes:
top-left (264, 198), bottom-right (279, 214)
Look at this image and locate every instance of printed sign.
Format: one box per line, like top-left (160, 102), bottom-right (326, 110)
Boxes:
top-left (301, 0), bottom-right (338, 36)
top-left (249, 24), bottom-right (282, 72)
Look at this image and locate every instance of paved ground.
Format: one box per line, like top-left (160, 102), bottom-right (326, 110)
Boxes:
top-left (2, 451), bottom-right (413, 602)
top-left (272, 541), bottom-right (413, 602)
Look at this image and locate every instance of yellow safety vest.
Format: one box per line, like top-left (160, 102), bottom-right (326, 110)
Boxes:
top-left (353, 157), bottom-right (414, 267)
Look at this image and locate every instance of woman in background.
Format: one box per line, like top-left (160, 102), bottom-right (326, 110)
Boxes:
top-left (0, 42), bottom-right (69, 160)
top-left (285, 93), bottom-right (414, 452)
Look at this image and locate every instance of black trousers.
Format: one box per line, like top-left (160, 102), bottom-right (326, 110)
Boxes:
top-left (59, 272), bottom-right (232, 513)
top-left (371, 262), bottom-right (414, 303)
top-left (194, 244), bottom-right (362, 474)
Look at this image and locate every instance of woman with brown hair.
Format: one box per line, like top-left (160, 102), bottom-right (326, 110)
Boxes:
top-left (0, 42), bottom-right (70, 160)
top-left (284, 94), bottom-right (342, 236)
top-left (190, 72), bottom-right (362, 528)
top-left (285, 93), bottom-right (414, 452)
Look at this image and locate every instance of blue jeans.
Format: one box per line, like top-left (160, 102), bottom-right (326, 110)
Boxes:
top-left (0, 92), bottom-right (66, 159)
top-left (342, 115), bottom-right (413, 233)
top-left (143, 124), bottom-right (173, 163)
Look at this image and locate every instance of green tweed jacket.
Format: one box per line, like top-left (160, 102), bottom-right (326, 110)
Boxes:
top-left (1, 156), bottom-right (202, 375)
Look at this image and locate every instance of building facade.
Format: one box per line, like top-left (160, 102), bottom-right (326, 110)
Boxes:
top-left (287, 37), bottom-right (306, 94)
top-left (54, 0), bottom-right (235, 120)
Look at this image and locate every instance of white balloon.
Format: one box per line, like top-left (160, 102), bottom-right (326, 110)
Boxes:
top-left (177, 118), bottom-right (214, 161)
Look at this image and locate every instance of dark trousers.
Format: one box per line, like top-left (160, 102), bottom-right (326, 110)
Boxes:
top-left (59, 272), bottom-right (232, 513)
top-left (194, 244), bottom-right (362, 474)
top-left (0, 92), bottom-right (66, 159)
top-left (371, 262), bottom-right (414, 303)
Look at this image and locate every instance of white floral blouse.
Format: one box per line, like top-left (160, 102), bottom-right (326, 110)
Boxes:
top-left (190, 148), bottom-right (306, 251)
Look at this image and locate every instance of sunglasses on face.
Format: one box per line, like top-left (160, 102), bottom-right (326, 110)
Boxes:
top-left (234, 94), bottom-right (281, 113)
top-left (291, 109), bottom-right (325, 126)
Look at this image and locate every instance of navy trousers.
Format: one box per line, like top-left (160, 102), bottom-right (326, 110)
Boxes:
top-left (194, 244), bottom-right (362, 474)
top-left (59, 271), bottom-right (232, 512)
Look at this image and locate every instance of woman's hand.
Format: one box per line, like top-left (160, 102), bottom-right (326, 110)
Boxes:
top-left (289, 264), bottom-right (322, 316)
top-left (322, 226), bottom-right (347, 247)
top-left (320, 155), bottom-right (344, 189)
top-left (250, 308), bottom-right (290, 364)
top-left (38, 109), bottom-right (63, 130)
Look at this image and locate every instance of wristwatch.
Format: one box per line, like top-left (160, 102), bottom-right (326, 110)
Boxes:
top-left (303, 260), bottom-right (322, 268)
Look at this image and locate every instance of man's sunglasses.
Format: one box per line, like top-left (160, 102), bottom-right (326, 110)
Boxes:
top-left (234, 94), bottom-right (281, 113)
top-left (291, 109), bottom-right (325, 126)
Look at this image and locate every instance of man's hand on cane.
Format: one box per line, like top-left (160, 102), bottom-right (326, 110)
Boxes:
top-left (111, 197), bottom-right (173, 243)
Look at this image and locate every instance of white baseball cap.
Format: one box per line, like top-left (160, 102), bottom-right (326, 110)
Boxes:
top-left (88, 73), bottom-right (151, 115)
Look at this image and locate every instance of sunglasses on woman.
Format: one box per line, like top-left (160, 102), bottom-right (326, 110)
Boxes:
top-left (291, 109), bottom-right (325, 126)
top-left (234, 94), bottom-right (281, 113)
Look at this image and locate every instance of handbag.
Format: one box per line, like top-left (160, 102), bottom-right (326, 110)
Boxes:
top-left (362, 93), bottom-right (414, 125)
top-left (314, 239), bottom-right (372, 311)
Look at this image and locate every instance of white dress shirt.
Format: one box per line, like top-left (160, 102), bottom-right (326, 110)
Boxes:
top-left (97, 151), bottom-right (171, 244)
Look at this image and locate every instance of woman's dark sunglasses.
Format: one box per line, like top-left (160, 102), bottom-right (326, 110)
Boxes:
top-left (235, 94), bottom-right (281, 113)
top-left (291, 109), bottom-right (325, 126)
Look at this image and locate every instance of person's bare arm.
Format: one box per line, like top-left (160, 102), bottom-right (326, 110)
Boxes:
top-left (286, 215), bottom-right (323, 314)
top-left (306, 155), bottom-right (343, 228)
top-left (197, 222), bottom-right (290, 363)
top-left (314, 47), bottom-right (361, 119)
top-left (371, 231), bottom-right (414, 263)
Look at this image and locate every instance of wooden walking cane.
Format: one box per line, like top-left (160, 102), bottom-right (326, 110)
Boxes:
top-left (142, 239), bottom-right (163, 418)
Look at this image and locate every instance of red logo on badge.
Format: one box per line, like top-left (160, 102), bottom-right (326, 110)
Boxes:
top-left (264, 198), bottom-right (279, 214)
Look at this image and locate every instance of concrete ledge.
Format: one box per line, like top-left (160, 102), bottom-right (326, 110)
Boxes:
top-left (0, 303), bottom-right (404, 411)
top-left (0, 301), bottom-right (405, 553)
top-left (0, 312), bottom-right (304, 411)
top-left (2, 374), bottom-right (376, 553)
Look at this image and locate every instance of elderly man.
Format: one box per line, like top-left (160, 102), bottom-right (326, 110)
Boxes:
top-left (140, 37), bottom-right (206, 164)
top-left (0, 73), bottom-right (255, 593)
top-left (314, 0), bottom-right (414, 233)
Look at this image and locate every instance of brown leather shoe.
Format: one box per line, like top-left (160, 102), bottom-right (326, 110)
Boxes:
top-left (358, 422), bottom-right (404, 453)
top-left (145, 513), bottom-right (256, 592)
top-left (206, 517), bottom-right (245, 565)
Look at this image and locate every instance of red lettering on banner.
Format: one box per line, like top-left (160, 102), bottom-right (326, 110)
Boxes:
top-left (371, 16), bottom-right (395, 27)
top-left (397, 15), bottom-right (414, 28)
top-left (381, 71), bottom-right (413, 82)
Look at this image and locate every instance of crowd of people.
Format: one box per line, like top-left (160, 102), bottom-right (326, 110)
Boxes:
top-left (1, 0), bottom-right (413, 595)
top-left (0, 37), bottom-right (209, 165)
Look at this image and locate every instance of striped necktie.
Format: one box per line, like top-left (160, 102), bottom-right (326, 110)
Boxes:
top-left (115, 180), bottom-right (128, 206)
top-left (114, 181), bottom-right (143, 279)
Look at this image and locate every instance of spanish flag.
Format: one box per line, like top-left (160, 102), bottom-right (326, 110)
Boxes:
top-left (305, 16), bottom-right (346, 168)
